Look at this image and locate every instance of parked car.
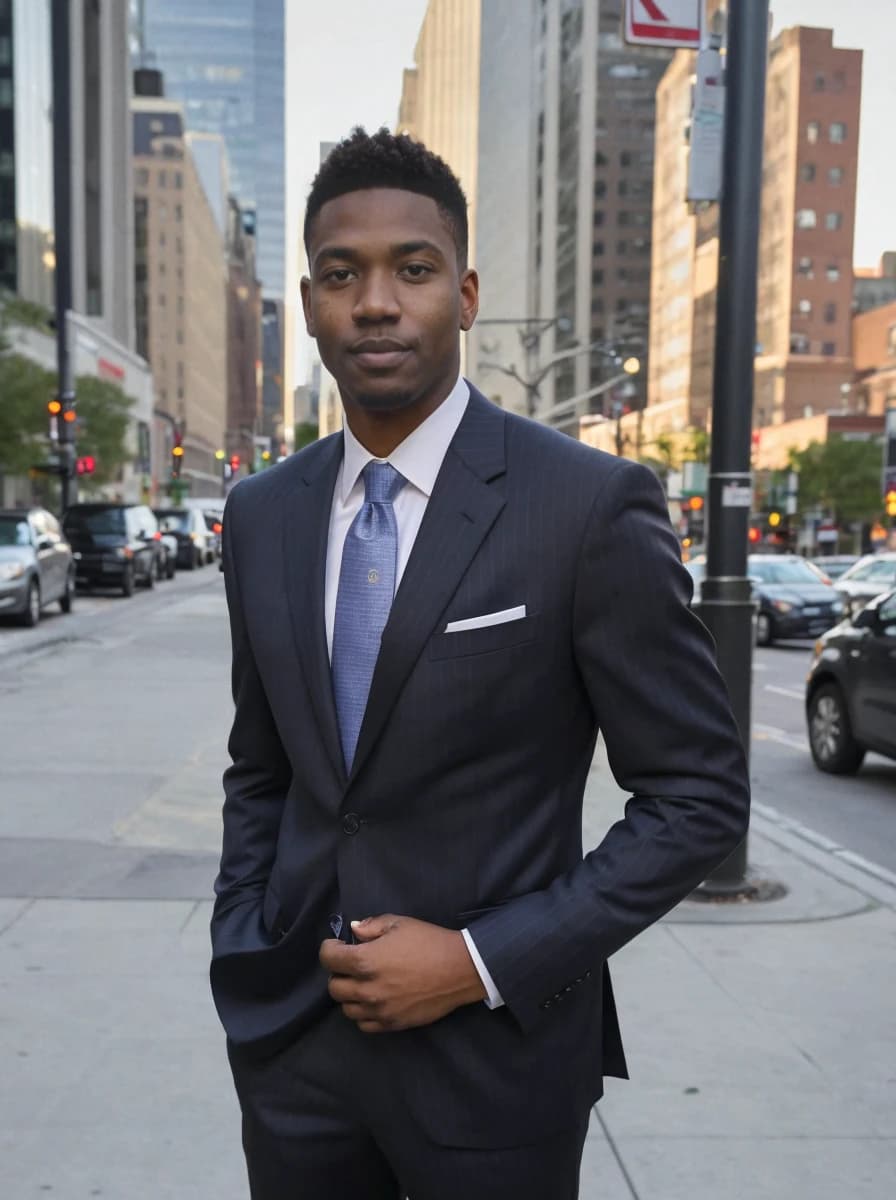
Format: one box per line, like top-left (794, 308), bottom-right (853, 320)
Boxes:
top-left (62, 503), bottom-right (159, 596)
top-left (685, 554), bottom-right (845, 645)
top-left (153, 508), bottom-right (214, 570)
top-left (201, 510), bottom-right (223, 562)
top-left (805, 588), bottom-right (896, 773)
top-left (834, 553), bottom-right (896, 618)
top-left (0, 507), bottom-right (75, 626)
top-left (809, 555), bottom-right (860, 583)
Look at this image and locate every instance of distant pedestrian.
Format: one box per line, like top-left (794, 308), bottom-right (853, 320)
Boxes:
top-left (211, 126), bottom-right (750, 1199)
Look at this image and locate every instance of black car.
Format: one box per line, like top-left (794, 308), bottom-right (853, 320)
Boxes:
top-left (685, 554), bottom-right (846, 645)
top-left (0, 507), bottom-right (75, 626)
top-left (62, 503), bottom-right (159, 596)
top-left (806, 589), bottom-right (896, 773)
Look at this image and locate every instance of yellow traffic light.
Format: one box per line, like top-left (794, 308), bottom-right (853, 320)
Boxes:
top-left (623, 357), bottom-right (640, 376)
top-left (48, 399), bottom-right (62, 415)
top-left (172, 445), bottom-right (185, 458)
top-left (886, 489), bottom-right (896, 517)
top-left (261, 450), bottom-right (271, 461)
top-left (768, 511), bottom-right (782, 528)
top-left (214, 449), bottom-right (226, 461)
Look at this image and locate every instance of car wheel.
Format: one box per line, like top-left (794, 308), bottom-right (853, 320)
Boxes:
top-left (20, 579), bottom-right (41, 627)
top-left (166, 555), bottom-right (176, 580)
top-left (808, 683), bottom-right (865, 775)
top-left (60, 572), bottom-right (75, 614)
top-left (190, 547), bottom-right (200, 570)
top-left (755, 612), bottom-right (773, 647)
top-left (143, 559), bottom-right (155, 589)
top-left (121, 564), bottom-right (135, 597)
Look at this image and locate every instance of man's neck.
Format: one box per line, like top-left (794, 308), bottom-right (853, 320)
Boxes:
top-left (342, 383), bottom-right (457, 458)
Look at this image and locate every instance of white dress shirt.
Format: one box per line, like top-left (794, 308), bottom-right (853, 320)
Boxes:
top-left (324, 375), bottom-right (504, 1009)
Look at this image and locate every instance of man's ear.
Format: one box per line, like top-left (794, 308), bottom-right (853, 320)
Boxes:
top-left (300, 276), bottom-right (315, 337)
top-left (459, 268), bottom-right (479, 333)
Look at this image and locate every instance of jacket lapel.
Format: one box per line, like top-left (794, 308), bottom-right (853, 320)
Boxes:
top-left (282, 432), bottom-right (347, 786)
top-left (348, 389), bottom-right (507, 784)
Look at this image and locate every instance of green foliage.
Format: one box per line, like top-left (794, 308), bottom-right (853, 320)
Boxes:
top-left (685, 426), bottom-right (710, 464)
top-left (294, 421), bottom-right (318, 451)
top-left (788, 437), bottom-right (885, 524)
top-left (71, 374), bottom-right (134, 488)
top-left (0, 292), bottom-right (54, 332)
top-left (0, 352), bottom-right (55, 474)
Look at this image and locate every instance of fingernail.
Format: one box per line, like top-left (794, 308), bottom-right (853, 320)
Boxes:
top-left (351, 919), bottom-right (365, 928)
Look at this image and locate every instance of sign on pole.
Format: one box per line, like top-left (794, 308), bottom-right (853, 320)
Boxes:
top-left (687, 43), bottom-right (725, 202)
top-left (624, 0), bottom-right (703, 49)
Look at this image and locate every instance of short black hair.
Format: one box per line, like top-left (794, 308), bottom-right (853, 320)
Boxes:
top-left (304, 126), bottom-right (469, 267)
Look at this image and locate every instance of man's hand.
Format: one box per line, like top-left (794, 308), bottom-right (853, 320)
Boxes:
top-left (319, 914), bottom-right (487, 1034)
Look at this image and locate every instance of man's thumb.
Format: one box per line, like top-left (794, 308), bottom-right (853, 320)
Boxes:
top-left (350, 914), bottom-right (396, 941)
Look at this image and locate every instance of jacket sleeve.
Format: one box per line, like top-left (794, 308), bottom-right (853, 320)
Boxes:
top-left (210, 490), bottom-right (293, 960)
top-left (465, 459), bottom-right (750, 1033)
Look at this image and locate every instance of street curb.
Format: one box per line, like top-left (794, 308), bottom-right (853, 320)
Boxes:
top-left (751, 800), bottom-right (896, 909)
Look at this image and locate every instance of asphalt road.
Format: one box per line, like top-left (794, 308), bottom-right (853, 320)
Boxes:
top-left (1, 580), bottom-right (893, 892)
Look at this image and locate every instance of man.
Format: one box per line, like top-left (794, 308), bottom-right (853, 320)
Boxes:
top-left (212, 127), bottom-right (749, 1199)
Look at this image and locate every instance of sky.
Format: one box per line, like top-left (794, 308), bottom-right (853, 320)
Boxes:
top-left (285, 0), bottom-right (895, 383)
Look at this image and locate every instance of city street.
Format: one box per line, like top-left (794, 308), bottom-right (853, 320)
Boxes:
top-left (1, 577), bottom-right (894, 1197)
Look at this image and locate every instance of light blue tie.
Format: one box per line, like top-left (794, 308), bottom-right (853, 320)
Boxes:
top-left (332, 461), bottom-right (407, 770)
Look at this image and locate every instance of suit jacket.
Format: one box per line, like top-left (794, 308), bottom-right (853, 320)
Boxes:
top-left (210, 385), bottom-right (749, 1148)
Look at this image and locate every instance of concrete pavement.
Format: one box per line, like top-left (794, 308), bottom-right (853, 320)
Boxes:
top-left (1, 578), bottom-right (894, 1198)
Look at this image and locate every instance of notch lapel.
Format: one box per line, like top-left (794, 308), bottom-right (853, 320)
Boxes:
top-left (282, 433), bottom-right (347, 786)
top-left (348, 391), bottom-right (507, 784)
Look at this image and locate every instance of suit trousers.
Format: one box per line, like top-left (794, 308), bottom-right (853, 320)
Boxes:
top-left (227, 1006), bottom-right (592, 1200)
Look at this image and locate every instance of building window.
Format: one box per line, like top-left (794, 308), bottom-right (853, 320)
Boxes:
top-left (158, 169), bottom-right (167, 188)
top-left (798, 299), bottom-right (812, 315)
top-left (824, 302), bottom-right (837, 323)
top-left (594, 210), bottom-right (605, 227)
top-left (822, 342), bottom-right (836, 356)
top-left (831, 71), bottom-right (846, 93)
top-left (828, 166), bottom-right (844, 185)
top-left (595, 151), bottom-right (607, 166)
top-left (618, 211), bottom-right (630, 227)
top-left (595, 180), bottom-right (606, 198)
top-left (826, 265), bottom-right (840, 281)
top-left (593, 241), bottom-right (604, 256)
top-left (592, 269), bottom-right (604, 284)
top-left (135, 166), bottom-right (149, 186)
top-left (591, 297), bottom-right (604, 313)
top-left (617, 240), bottom-right (628, 255)
top-left (799, 163), bottom-right (816, 182)
top-left (796, 209), bottom-right (817, 229)
top-left (618, 268), bottom-right (628, 282)
top-left (797, 257), bottom-right (814, 277)
top-left (830, 122), bottom-right (846, 143)
top-left (174, 171), bottom-right (183, 189)
top-left (813, 73), bottom-right (825, 92)
top-left (620, 151), bottom-right (631, 167)
top-left (790, 332), bottom-right (810, 354)
top-left (807, 121), bottom-right (820, 144)
top-left (175, 204), bottom-right (183, 222)
top-left (825, 212), bottom-right (843, 231)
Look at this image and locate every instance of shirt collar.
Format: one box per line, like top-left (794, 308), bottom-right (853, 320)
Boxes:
top-left (340, 375), bottom-right (470, 503)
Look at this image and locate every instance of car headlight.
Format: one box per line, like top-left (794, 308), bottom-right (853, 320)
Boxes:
top-left (772, 599), bottom-right (794, 614)
top-left (0, 562), bottom-right (26, 581)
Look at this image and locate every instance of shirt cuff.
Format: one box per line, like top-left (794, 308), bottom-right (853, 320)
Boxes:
top-left (461, 928), bottom-right (505, 1009)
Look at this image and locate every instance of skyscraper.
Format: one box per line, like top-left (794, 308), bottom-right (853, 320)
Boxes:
top-left (131, 0), bottom-right (287, 440)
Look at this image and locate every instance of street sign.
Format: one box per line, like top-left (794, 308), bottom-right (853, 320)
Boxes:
top-left (687, 44), bottom-right (725, 202)
top-left (624, 0), bottom-right (702, 48)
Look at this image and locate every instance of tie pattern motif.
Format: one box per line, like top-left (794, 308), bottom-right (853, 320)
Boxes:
top-left (332, 461), bottom-right (407, 769)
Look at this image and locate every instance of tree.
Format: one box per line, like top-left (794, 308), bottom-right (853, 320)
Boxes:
top-left (72, 374), bottom-right (134, 488)
top-left (294, 421), bottom-right (318, 451)
top-left (788, 437), bottom-right (884, 525)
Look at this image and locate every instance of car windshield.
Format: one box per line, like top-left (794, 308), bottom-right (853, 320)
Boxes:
top-left (749, 558), bottom-right (821, 585)
top-left (0, 516), bottom-right (30, 546)
top-left (155, 511), bottom-right (190, 533)
top-left (848, 560), bottom-right (896, 584)
top-left (63, 509), bottom-right (125, 536)
top-left (812, 559), bottom-right (854, 580)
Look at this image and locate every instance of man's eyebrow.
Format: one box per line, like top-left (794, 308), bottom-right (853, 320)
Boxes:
top-left (392, 239), bottom-right (445, 259)
top-left (314, 245), bottom-right (360, 263)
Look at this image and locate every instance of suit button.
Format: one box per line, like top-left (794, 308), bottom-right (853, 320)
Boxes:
top-left (342, 813), bottom-right (361, 835)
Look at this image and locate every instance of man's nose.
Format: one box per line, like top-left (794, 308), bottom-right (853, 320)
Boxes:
top-left (352, 271), bottom-right (401, 322)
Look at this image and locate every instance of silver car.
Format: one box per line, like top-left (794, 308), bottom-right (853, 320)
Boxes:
top-left (0, 507), bottom-right (75, 627)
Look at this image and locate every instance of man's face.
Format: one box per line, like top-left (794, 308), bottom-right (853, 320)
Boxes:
top-left (301, 188), bottom-right (478, 415)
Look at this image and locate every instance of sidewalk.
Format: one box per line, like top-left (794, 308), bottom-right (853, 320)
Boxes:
top-left (1, 737), bottom-right (894, 1197)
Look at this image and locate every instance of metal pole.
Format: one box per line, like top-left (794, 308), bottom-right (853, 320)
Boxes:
top-left (696, 0), bottom-right (770, 894)
top-left (51, 0), bottom-right (76, 511)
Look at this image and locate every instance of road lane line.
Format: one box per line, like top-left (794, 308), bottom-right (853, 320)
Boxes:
top-left (753, 722), bottom-right (809, 753)
top-left (764, 684), bottom-right (805, 700)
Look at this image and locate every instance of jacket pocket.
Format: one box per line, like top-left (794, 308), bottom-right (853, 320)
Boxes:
top-left (429, 614), bottom-right (539, 661)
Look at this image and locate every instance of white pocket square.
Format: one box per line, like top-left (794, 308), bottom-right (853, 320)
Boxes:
top-left (444, 605), bottom-right (527, 633)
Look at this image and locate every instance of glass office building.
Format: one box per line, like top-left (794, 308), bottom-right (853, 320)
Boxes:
top-left (131, 0), bottom-right (285, 301)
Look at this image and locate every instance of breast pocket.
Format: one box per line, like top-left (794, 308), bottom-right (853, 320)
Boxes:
top-left (428, 613), bottom-right (539, 660)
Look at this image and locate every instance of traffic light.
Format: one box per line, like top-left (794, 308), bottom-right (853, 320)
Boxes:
top-left (75, 455), bottom-right (96, 476)
top-left (886, 488), bottom-right (896, 518)
top-left (229, 454), bottom-right (241, 474)
top-left (748, 526), bottom-right (762, 545)
top-left (171, 443), bottom-right (184, 479)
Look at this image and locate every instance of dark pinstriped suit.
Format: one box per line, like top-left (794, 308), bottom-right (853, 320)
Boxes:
top-left (211, 385), bottom-right (749, 1175)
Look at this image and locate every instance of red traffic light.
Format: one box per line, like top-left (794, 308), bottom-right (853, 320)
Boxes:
top-left (688, 496), bottom-right (704, 511)
top-left (75, 455), bottom-right (96, 476)
top-left (229, 454), bottom-right (241, 471)
top-left (748, 527), bottom-right (762, 544)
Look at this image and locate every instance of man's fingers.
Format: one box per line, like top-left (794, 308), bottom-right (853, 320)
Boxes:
top-left (350, 914), bottom-right (400, 942)
top-left (319, 938), bottom-right (369, 976)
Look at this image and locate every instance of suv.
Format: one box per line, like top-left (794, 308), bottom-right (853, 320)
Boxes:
top-left (834, 553), bottom-right (896, 619)
top-left (0, 507), bottom-right (75, 626)
top-left (62, 503), bottom-right (161, 596)
top-left (153, 508), bottom-right (214, 569)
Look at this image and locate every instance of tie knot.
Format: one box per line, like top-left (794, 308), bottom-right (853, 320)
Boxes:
top-left (363, 460), bottom-right (405, 505)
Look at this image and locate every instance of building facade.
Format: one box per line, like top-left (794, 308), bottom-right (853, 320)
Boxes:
top-left (853, 299), bottom-right (896, 420)
top-left (854, 253), bottom-right (896, 316)
top-left (132, 0), bottom-right (289, 444)
top-left (133, 96), bottom-right (227, 496)
top-left (226, 194), bottom-right (262, 469)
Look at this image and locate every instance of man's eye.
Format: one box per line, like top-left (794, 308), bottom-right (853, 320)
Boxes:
top-left (402, 263), bottom-right (432, 279)
top-left (324, 268), bottom-right (354, 283)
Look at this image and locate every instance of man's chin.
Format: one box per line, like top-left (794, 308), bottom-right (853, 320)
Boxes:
top-left (353, 389), bottom-right (418, 413)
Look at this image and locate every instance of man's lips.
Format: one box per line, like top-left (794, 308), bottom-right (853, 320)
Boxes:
top-left (349, 339), bottom-right (412, 371)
